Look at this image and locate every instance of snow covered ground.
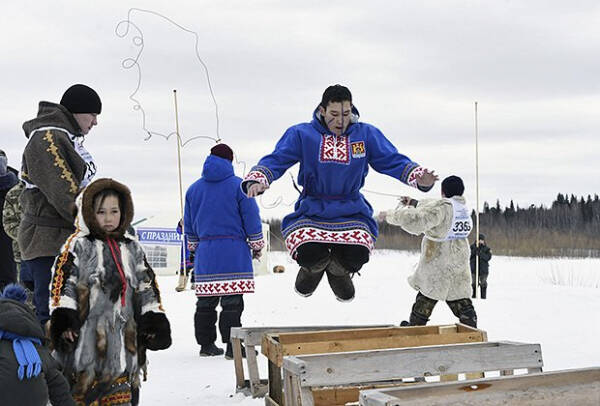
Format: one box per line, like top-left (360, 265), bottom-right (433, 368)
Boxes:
top-left (140, 251), bottom-right (600, 405)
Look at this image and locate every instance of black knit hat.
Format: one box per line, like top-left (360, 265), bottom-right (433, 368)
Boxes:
top-left (441, 175), bottom-right (465, 198)
top-left (60, 84), bottom-right (102, 114)
top-left (210, 143), bottom-right (234, 161)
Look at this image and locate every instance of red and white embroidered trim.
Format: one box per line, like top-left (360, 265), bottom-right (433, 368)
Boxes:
top-left (195, 279), bottom-right (255, 296)
top-left (248, 239), bottom-right (265, 251)
top-left (244, 171), bottom-right (269, 187)
top-left (319, 134), bottom-right (350, 164)
top-left (285, 227), bottom-right (375, 255)
top-left (407, 166), bottom-right (425, 188)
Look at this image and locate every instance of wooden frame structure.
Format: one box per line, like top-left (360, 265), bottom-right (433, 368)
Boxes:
top-left (283, 341), bottom-right (543, 406)
top-left (262, 324), bottom-right (487, 405)
top-left (359, 367), bottom-right (599, 406)
top-left (230, 325), bottom-right (392, 397)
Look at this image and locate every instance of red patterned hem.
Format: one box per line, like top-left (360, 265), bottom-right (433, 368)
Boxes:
top-left (407, 166), bottom-right (425, 188)
top-left (248, 239), bottom-right (265, 250)
top-left (244, 170), bottom-right (269, 187)
top-left (195, 279), bottom-right (255, 296)
top-left (285, 227), bottom-right (375, 255)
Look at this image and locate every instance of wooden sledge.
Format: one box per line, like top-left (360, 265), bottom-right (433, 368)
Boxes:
top-left (359, 367), bottom-right (599, 406)
top-left (262, 323), bottom-right (487, 405)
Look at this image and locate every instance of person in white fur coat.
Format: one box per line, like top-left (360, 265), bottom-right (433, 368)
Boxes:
top-left (381, 175), bottom-right (478, 327)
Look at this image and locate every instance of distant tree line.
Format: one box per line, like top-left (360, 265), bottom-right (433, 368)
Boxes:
top-left (266, 193), bottom-right (600, 257)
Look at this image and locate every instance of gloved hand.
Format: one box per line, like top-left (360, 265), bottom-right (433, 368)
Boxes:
top-left (138, 312), bottom-right (172, 351)
top-left (50, 308), bottom-right (81, 353)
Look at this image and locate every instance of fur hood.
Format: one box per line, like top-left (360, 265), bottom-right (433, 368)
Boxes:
top-left (76, 178), bottom-right (135, 240)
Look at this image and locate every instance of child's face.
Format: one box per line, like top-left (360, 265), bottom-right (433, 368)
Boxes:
top-left (95, 195), bottom-right (121, 232)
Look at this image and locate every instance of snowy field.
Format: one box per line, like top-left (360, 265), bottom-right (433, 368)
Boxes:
top-left (140, 251), bottom-right (600, 405)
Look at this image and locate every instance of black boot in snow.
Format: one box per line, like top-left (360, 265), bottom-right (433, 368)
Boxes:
top-left (294, 267), bottom-right (325, 297)
top-left (199, 343), bottom-right (224, 357)
top-left (481, 286), bottom-right (487, 299)
top-left (325, 271), bottom-right (355, 302)
top-left (400, 321), bottom-right (411, 327)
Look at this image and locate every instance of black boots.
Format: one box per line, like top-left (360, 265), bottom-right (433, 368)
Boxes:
top-left (325, 257), bottom-right (355, 302)
top-left (199, 343), bottom-right (224, 357)
top-left (325, 271), bottom-right (355, 302)
top-left (294, 267), bottom-right (325, 297)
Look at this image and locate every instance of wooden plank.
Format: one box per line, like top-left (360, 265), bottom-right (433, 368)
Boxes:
top-left (277, 326), bottom-right (444, 345)
top-left (437, 325), bottom-right (457, 334)
top-left (312, 381), bottom-right (415, 406)
top-left (246, 344), bottom-right (262, 396)
top-left (465, 372), bottom-right (485, 380)
top-left (232, 337), bottom-right (246, 390)
top-left (278, 331), bottom-right (485, 359)
top-left (299, 387), bottom-right (315, 406)
top-left (263, 324), bottom-right (486, 366)
top-left (283, 369), bottom-right (301, 406)
top-left (439, 374), bottom-right (458, 382)
top-left (231, 325), bottom-right (393, 346)
top-left (284, 342), bottom-right (542, 387)
top-left (269, 360), bottom-right (284, 406)
top-left (265, 395), bottom-right (280, 406)
top-left (263, 334), bottom-right (285, 366)
top-left (359, 367), bottom-right (600, 406)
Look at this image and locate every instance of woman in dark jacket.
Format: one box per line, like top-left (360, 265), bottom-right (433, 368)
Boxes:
top-left (0, 284), bottom-right (75, 406)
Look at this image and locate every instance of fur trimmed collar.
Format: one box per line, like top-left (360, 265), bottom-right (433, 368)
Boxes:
top-left (78, 178), bottom-right (134, 240)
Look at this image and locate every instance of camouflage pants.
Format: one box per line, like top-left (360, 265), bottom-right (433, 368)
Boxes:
top-left (408, 292), bottom-right (477, 328)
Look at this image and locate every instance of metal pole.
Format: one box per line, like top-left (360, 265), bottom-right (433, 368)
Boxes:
top-left (474, 101), bottom-right (480, 299)
top-left (173, 90), bottom-right (186, 276)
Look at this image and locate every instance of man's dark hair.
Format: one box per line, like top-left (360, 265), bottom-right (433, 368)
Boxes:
top-left (441, 175), bottom-right (465, 198)
top-left (320, 85), bottom-right (352, 108)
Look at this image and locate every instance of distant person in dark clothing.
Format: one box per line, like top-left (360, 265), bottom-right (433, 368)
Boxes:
top-left (470, 233), bottom-right (492, 299)
top-left (0, 150), bottom-right (19, 292)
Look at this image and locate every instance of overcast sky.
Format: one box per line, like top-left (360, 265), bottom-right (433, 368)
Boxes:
top-left (1, 0), bottom-right (599, 226)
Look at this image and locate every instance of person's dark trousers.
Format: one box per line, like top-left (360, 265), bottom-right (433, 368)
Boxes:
top-left (408, 292), bottom-right (477, 328)
top-left (479, 271), bottom-right (488, 299)
top-left (471, 271), bottom-right (489, 299)
top-left (296, 243), bottom-right (369, 273)
top-left (194, 294), bottom-right (244, 345)
top-left (296, 243), bottom-right (330, 271)
top-left (330, 244), bottom-right (369, 273)
top-left (19, 260), bottom-right (35, 292)
top-left (0, 249), bottom-right (17, 292)
top-left (22, 256), bottom-right (54, 325)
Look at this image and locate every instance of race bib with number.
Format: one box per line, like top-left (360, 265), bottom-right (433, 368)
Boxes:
top-left (426, 198), bottom-right (472, 242)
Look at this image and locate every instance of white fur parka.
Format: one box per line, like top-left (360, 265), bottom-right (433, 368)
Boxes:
top-left (386, 196), bottom-right (472, 301)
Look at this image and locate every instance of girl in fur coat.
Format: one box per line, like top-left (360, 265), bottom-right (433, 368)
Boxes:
top-left (49, 178), bottom-right (172, 406)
